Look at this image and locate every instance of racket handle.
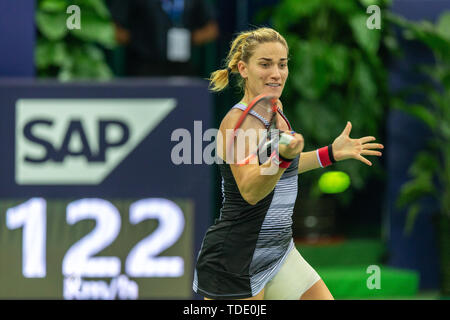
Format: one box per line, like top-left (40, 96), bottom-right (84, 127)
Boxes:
top-left (279, 132), bottom-right (294, 145)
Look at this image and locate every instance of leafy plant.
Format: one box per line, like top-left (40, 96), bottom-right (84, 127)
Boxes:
top-left (387, 11), bottom-right (450, 234)
top-left (35, 0), bottom-right (116, 80)
top-left (255, 0), bottom-right (394, 206)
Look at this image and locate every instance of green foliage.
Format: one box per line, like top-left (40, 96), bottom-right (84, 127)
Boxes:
top-left (388, 11), bottom-right (450, 234)
top-left (35, 0), bottom-right (116, 80)
top-left (256, 0), bottom-right (392, 205)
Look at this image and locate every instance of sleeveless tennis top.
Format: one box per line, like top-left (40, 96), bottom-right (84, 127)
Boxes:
top-left (192, 102), bottom-right (300, 299)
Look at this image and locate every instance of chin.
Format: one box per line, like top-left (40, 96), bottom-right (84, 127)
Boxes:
top-left (263, 87), bottom-right (283, 98)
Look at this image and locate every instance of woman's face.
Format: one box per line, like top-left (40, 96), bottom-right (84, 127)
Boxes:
top-left (239, 41), bottom-right (289, 100)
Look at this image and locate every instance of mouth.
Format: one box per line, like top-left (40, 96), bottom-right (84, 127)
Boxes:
top-left (266, 83), bottom-right (282, 88)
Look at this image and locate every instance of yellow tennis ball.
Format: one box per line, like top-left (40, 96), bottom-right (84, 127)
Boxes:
top-left (318, 171), bottom-right (351, 194)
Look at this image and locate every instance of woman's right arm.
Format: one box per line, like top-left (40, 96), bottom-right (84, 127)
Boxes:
top-left (230, 159), bottom-right (286, 205)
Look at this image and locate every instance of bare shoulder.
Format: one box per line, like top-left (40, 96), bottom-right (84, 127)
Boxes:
top-left (219, 108), bottom-right (266, 132)
top-left (219, 108), bottom-right (243, 132)
top-left (217, 107), bottom-right (265, 163)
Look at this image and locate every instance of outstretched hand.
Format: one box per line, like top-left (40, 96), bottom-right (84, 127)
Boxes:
top-left (331, 122), bottom-right (384, 166)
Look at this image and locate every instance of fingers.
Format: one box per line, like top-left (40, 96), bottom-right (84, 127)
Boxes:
top-left (360, 149), bottom-right (382, 157)
top-left (279, 132), bottom-right (304, 159)
top-left (362, 143), bottom-right (384, 150)
top-left (341, 121), bottom-right (352, 136)
top-left (279, 132), bottom-right (294, 145)
top-left (290, 132), bottom-right (304, 153)
top-left (356, 154), bottom-right (372, 166)
top-left (359, 140), bottom-right (383, 163)
top-left (359, 136), bottom-right (376, 144)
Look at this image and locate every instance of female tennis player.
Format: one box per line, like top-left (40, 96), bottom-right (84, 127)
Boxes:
top-left (192, 27), bottom-right (384, 300)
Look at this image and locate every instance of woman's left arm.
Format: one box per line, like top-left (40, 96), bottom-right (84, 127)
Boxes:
top-left (298, 121), bottom-right (384, 174)
top-left (297, 150), bottom-right (322, 174)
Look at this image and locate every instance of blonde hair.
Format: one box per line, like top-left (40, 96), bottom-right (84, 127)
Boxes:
top-left (209, 27), bottom-right (289, 92)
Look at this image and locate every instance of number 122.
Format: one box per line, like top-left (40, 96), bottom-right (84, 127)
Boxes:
top-left (6, 198), bottom-right (185, 278)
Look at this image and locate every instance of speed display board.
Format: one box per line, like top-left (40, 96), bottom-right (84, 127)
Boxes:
top-left (0, 79), bottom-right (213, 299)
top-left (0, 198), bottom-right (194, 299)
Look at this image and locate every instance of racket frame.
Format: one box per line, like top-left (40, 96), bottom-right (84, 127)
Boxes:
top-left (227, 93), bottom-right (280, 166)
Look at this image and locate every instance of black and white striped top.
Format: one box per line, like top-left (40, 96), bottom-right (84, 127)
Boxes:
top-left (193, 102), bottom-right (299, 299)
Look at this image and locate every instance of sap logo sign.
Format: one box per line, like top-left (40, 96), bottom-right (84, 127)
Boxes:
top-left (24, 119), bottom-right (129, 163)
top-left (16, 99), bottom-right (176, 185)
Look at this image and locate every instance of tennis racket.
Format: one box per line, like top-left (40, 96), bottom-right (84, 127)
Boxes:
top-left (227, 93), bottom-right (294, 166)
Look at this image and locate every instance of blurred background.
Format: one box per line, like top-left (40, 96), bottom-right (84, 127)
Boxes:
top-left (0, 0), bottom-right (449, 300)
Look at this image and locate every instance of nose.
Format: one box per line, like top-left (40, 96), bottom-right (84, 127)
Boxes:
top-left (270, 65), bottom-right (282, 80)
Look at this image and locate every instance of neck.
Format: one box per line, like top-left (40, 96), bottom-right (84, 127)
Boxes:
top-left (241, 88), bottom-right (255, 105)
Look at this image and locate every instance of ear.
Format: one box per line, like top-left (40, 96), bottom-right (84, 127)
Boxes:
top-left (237, 60), bottom-right (248, 79)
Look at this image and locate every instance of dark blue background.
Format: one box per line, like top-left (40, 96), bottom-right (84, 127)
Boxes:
top-left (0, 0), bottom-right (35, 77)
top-left (385, 0), bottom-right (450, 290)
